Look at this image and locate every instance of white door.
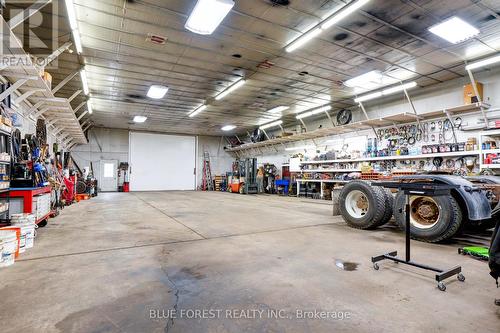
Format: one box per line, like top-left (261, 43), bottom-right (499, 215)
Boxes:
top-left (129, 132), bottom-right (196, 191)
top-left (100, 160), bottom-right (118, 192)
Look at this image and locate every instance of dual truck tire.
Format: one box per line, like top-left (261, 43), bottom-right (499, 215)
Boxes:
top-left (339, 181), bottom-right (464, 243)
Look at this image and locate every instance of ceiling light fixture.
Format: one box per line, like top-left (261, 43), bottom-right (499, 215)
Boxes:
top-left (296, 105), bottom-right (332, 120)
top-left (428, 16), bottom-right (479, 44)
top-left (285, 0), bottom-right (370, 53)
top-left (321, 0), bottom-right (371, 29)
top-left (188, 105), bottom-right (207, 118)
top-left (285, 27), bottom-right (322, 53)
top-left (65, 0), bottom-right (83, 54)
top-left (80, 69), bottom-right (89, 95)
top-left (133, 116), bottom-right (147, 123)
top-left (147, 85), bottom-right (169, 99)
top-left (259, 120), bottom-right (283, 130)
top-left (215, 79), bottom-right (246, 101)
top-left (465, 54), bottom-right (500, 71)
top-left (354, 82), bottom-right (417, 103)
top-left (345, 70), bottom-right (383, 88)
top-left (185, 0), bottom-right (235, 35)
top-left (285, 145), bottom-right (316, 151)
top-left (221, 125), bottom-right (236, 131)
top-left (267, 106), bottom-right (289, 113)
top-left (87, 100), bottom-right (93, 114)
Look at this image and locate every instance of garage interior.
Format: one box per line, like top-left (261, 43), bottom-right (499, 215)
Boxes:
top-left (1, 0), bottom-right (500, 332)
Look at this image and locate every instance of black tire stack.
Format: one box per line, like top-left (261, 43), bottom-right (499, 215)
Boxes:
top-left (339, 181), bottom-right (392, 230)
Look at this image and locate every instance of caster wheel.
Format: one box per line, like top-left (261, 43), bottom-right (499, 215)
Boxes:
top-left (38, 220), bottom-right (48, 228)
top-left (438, 282), bottom-right (446, 291)
top-left (458, 248), bottom-right (463, 255)
top-left (373, 263), bottom-right (379, 270)
top-left (457, 273), bottom-right (465, 282)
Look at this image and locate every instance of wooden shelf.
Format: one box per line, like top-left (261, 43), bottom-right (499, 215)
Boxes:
top-left (300, 150), bottom-right (481, 165)
top-left (301, 169), bottom-right (361, 173)
top-left (225, 103), bottom-right (489, 153)
top-left (480, 164), bottom-right (500, 169)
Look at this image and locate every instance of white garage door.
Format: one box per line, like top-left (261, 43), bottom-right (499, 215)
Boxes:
top-left (129, 132), bottom-right (196, 191)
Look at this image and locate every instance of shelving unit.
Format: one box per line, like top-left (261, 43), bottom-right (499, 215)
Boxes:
top-left (301, 168), bottom-right (361, 173)
top-left (479, 129), bottom-right (500, 170)
top-left (300, 150), bottom-right (481, 165)
top-left (0, 122), bottom-right (11, 225)
top-left (225, 103), bottom-right (489, 154)
top-left (0, 16), bottom-right (87, 146)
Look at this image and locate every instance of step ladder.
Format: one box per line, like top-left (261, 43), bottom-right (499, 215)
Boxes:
top-left (202, 151), bottom-right (214, 191)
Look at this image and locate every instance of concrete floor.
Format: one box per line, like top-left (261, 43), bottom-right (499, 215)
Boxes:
top-left (0, 191), bottom-right (498, 332)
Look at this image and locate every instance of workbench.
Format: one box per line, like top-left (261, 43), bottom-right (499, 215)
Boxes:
top-left (2, 186), bottom-right (52, 225)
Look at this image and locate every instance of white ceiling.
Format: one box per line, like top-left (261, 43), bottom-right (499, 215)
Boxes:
top-left (8, 0), bottom-right (500, 137)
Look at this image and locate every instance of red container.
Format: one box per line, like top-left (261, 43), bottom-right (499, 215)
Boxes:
top-left (123, 182), bottom-right (130, 192)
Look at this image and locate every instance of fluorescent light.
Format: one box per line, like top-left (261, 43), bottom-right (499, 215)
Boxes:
top-left (215, 79), bottom-right (245, 100)
top-left (382, 82), bottom-right (417, 95)
top-left (429, 16), bottom-right (479, 44)
top-left (147, 85), bottom-right (169, 99)
top-left (65, 0), bottom-right (83, 54)
top-left (345, 70), bottom-right (382, 88)
top-left (354, 81), bottom-right (417, 103)
top-left (268, 106), bottom-right (289, 114)
top-left (286, 27), bottom-right (322, 53)
top-left (322, 0), bottom-right (371, 29)
top-left (185, 0), bottom-right (234, 35)
top-left (133, 116), bottom-right (147, 123)
top-left (465, 54), bottom-right (500, 71)
top-left (87, 100), bottom-right (92, 114)
top-left (73, 29), bottom-right (83, 54)
top-left (64, 0), bottom-right (78, 30)
top-left (80, 69), bottom-right (89, 95)
top-left (354, 91), bottom-right (383, 103)
top-left (189, 105), bottom-right (207, 118)
top-left (221, 125), bottom-right (236, 131)
top-left (296, 105), bottom-right (332, 119)
top-left (259, 120), bottom-right (283, 130)
top-left (285, 145), bottom-right (316, 151)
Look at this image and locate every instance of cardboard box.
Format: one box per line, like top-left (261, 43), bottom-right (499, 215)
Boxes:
top-left (463, 82), bottom-right (483, 104)
top-left (43, 71), bottom-right (52, 89)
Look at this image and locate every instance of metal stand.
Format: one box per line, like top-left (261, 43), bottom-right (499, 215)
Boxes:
top-left (371, 182), bottom-right (465, 291)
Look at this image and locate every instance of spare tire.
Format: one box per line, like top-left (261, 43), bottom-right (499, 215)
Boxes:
top-left (394, 191), bottom-right (462, 243)
top-left (339, 181), bottom-right (386, 229)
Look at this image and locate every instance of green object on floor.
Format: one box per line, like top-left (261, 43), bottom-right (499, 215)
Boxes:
top-left (458, 246), bottom-right (489, 260)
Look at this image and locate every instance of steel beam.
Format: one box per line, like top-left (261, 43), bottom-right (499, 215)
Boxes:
top-left (0, 78), bottom-right (28, 102)
top-left (73, 101), bottom-right (87, 113)
top-left (45, 41), bottom-right (72, 67)
top-left (14, 88), bottom-right (45, 105)
top-left (77, 110), bottom-right (89, 121)
top-left (68, 90), bottom-right (82, 102)
top-left (52, 68), bottom-right (79, 94)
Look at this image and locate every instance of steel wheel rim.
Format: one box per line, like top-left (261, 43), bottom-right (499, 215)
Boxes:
top-left (345, 190), bottom-right (369, 218)
top-left (409, 196), bottom-right (441, 229)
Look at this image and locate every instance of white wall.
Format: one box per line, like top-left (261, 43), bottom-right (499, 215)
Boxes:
top-left (71, 128), bottom-right (129, 185)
